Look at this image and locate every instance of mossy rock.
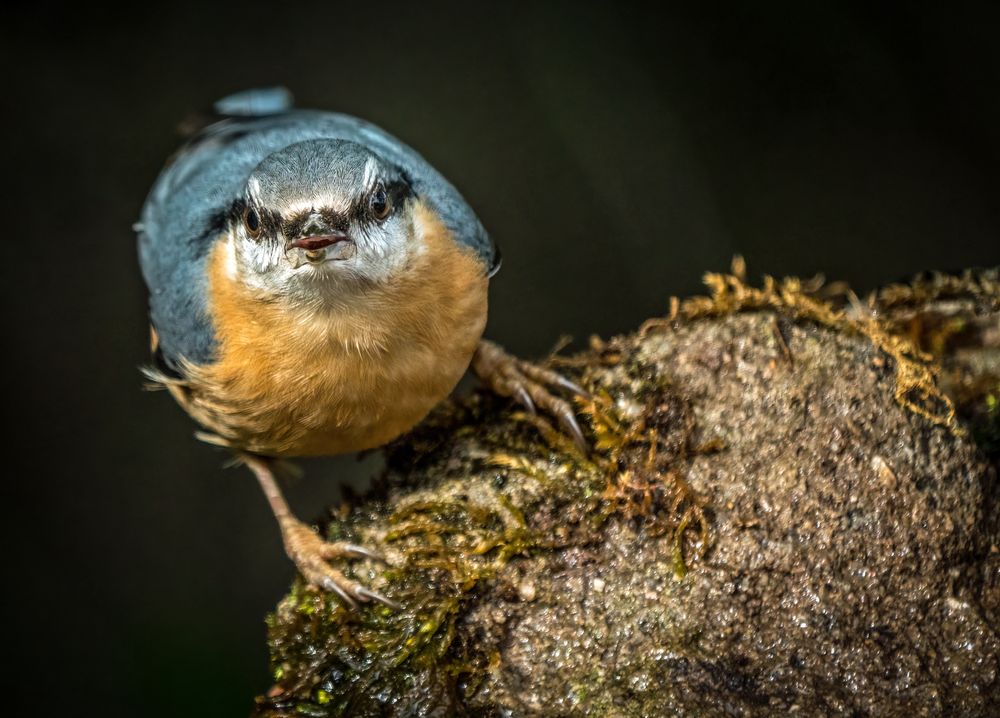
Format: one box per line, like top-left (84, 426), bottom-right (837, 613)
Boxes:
top-left (254, 267), bottom-right (999, 717)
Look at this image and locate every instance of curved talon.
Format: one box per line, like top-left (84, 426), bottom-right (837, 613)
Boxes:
top-left (556, 406), bottom-right (587, 451)
top-left (513, 384), bottom-right (536, 414)
top-left (321, 575), bottom-right (358, 610)
top-left (325, 542), bottom-right (383, 561)
top-left (540, 391), bottom-right (586, 451)
top-left (516, 360), bottom-right (591, 399)
top-left (282, 520), bottom-right (395, 610)
top-left (472, 340), bottom-right (590, 452)
top-left (354, 586), bottom-right (402, 610)
top-left (554, 375), bottom-right (590, 400)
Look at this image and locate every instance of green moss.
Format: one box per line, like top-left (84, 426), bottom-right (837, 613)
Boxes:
top-left (254, 338), bottom-right (717, 716)
top-left (255, 263), bottom-right (989, 716)
top-left (971, 385), bottom-right (1000, 457)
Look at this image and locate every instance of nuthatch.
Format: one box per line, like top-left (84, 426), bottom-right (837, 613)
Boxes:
top-left (137, 88), bottom-right (585, 608)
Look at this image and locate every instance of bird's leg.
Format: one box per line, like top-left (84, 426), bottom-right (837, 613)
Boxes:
top-left (241, 453), bottom-right (400, 610)
top-left (471, 339), bottom-right (589, 450)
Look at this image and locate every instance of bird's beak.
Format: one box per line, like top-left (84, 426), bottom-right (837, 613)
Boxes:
top-left (287, 231), bottom-right (351, 251)
top-left (285, 230), bottom-right (356, 266)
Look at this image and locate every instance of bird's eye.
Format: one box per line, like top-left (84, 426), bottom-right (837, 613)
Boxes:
top-left (243, 207), bottom-right (262, 238)
top-left (369, 183), bottom-right (391, 221)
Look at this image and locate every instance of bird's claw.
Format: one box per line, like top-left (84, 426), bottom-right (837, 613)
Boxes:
top-left (354, 586), bottom-right (402, 610)
top-left (280, 519), bottom-right (398, 610)
top-left (514, 385), bottom-right (536, 415)
top-left (473, 339), bottom-right (589, 452)
top-left (327, 542), bottom-right (383, 561)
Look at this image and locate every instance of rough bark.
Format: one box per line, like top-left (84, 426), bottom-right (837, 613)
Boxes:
top-left (253, 266), bottom-right (999, 718)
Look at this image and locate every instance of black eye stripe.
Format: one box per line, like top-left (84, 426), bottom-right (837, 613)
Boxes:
top-left (227, 176), bottom-right (413, 235)
top-left (244, 207), bottom-right (260, 232)
top-left (356, 179), bottom-right (411, 222)
top-left (229, 198), bottom-right (279, 239)
top-left (369, 182), bottom-right (390, 219)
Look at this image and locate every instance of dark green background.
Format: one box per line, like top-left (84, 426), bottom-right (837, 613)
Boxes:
top-left (4, 2), bottom-right (998, 716)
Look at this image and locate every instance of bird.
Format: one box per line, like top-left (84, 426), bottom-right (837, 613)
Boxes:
top-left (136, 88), bottom-right (586, 609)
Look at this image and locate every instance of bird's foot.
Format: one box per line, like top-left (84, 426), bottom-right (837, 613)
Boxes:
top-left (472, 339), bottom-right (589, 451)
top-left (279, 518), bottom-right (400, 610)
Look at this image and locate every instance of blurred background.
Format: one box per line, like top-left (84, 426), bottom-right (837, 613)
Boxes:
top-left (3, 1), bottom-right (998, 715)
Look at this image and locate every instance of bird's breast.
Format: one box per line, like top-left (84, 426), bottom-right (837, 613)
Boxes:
top-left (173, 203), bottom-right (488, 457)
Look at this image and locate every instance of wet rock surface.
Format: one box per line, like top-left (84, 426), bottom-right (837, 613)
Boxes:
top-left (464, 317), bottom-right (996, 716)
top-left (255, 272), bottom-right (999, 717)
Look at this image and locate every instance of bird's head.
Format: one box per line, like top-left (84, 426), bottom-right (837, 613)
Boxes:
top-left (226, 138), bottom-right (418, 298)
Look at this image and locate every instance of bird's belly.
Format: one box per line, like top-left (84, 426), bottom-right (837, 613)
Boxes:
top-left (278, 336), bottom-right (480, 457)
top-left (193, 281), bottom-right (489, 457)
top-left (177, 200), bottom-right (490, 457)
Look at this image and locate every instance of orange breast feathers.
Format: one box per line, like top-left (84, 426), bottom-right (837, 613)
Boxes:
top-left (172, 202), bottom-right (489, 457)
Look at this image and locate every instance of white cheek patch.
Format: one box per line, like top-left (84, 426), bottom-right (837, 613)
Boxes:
top-left (222, 233), bottom-right (238, 280)
top-left (246, 177), bottom-right (262, 205)
top-left (361, 156), bottom-right (379, 191)
top-left (350, 213), bottom-right (424, 283)
top-left (236, 237), bottom-right (292, 294)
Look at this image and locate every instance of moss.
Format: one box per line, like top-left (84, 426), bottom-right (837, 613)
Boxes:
top-left (253, 262), bottom-right (996, 717)
top-left (639, 256), bottom-right (965, 433)
top-left (254, 344), bottom-right (718, 716)
top-left (873, 267), bottom-right (999, 459)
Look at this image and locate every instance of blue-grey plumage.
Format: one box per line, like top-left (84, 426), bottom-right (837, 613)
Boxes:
top-left (138, 89), bottom-right (498, 371)
top-left (137, 89), bottom-right (584, 610)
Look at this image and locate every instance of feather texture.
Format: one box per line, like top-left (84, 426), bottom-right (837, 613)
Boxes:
top-left (146, 203), bottom-right (488, 457)
top-left (138, 95), bottom-right (497, 372)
